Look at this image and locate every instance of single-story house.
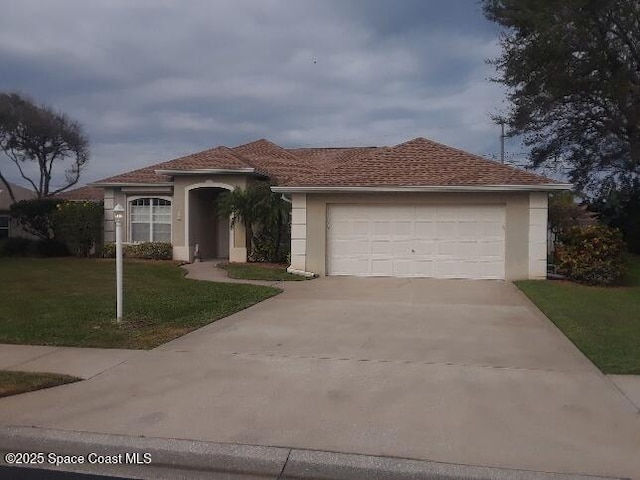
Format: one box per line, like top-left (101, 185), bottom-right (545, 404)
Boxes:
top-left (0, 181), bottom-right (36, 239)
top-left (90, 137), bottom-right (570, 280)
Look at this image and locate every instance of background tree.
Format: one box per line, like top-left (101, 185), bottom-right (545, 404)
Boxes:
top-left (548, 192), bottom-right (590, 240)
top-left (591, 178), bottom-right (640, 253)
top-left (0, 92), bottom-right (89, 201)
top-left (483, 0), bottom-right (640, 194)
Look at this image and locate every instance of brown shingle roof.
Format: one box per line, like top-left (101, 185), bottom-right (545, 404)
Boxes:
top-left (232, 139), bottom-right (311, 183)
top-left (288, 146), bottom-right (383, 169)
top-left (93, 137), bottom-right (562, 188)
top-left (56, 186), bottom-right (104, 202)
top-left (96, 146), bottom-right (254, 184)
top-left (284, 137), bottom-right (557, 187)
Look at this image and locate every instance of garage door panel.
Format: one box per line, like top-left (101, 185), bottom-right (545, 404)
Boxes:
top-left (350, 240), bottom-right (370, 255)
top-left (327, 204), bottom-right (505, 279)
top-left (461, 242), bottom-right (480, 258)
top-left (352, 221), bottom-right (370, 235)
top-left (410, 259), bottom-right (435, 276)
top-left (372, 222), bottom-right (391, 236)
top-left (371, 240), bottom-right (392, 255)
top-left (434, 260), bottom-right (459, 278)
top-left (458, 221), bottom-right (479, 237)
top-left (393, 221), bottom-right (413, 236)
top-left (332, 221), bottom-right (351, 236)
top-left (371, 258), bottom-right (393, 276)
top-left (479, 241), bottom-right (503, 257)
top-left (415, 221), bottom-right (435, 236)
top-left (393, 259), bottom-right (413, 276)
top-left (415, 206), bottom-right (436, 221)
top-left (436, 222), bottom-right (457, 238)
top-left (392, 240), bottom-right (412, 255)
top-left (389, 206), bottom-right (414, 220)
top-left (480, 222), bottom-right (503, 236)
top-left (331, 240), bottom-right (351, 256)
top-left (479, 261), bottom-right (504, 279)
top-left (413, 239), bottom-right (435, 255)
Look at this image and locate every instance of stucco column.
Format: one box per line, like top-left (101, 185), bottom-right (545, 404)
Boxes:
top-left (289, 193), bottom-right (307, 271)
top-left (528, 192), bottom-right (548, 279)
top-left (229, 219), bottom-right (247, 263)
top-left (103, 189), bottom-right (116, 243)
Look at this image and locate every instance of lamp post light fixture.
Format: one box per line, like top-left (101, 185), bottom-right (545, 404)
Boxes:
top-left (113, 203), bottom-right (125, 322)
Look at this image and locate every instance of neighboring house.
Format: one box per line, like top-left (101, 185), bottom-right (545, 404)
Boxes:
top-left (90, 137), bottom-right (570, 280)
top-left (0, 182), bottom-right (36, 239)
top-left (56, 185), bottom-right (104, 202)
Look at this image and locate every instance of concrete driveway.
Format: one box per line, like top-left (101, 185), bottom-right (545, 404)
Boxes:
top-left (1, 277), bottom-right (639, 478)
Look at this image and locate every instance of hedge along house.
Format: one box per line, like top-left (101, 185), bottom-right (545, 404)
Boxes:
top-left (91, 137), bottom-right (570, 280)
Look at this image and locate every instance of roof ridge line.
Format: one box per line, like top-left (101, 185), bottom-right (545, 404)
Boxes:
top-left (218, 145), bottom-right (257, 169)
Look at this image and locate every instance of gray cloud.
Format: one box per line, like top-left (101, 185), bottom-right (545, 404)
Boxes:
top-left (0, 0), bottom-right (514, 188)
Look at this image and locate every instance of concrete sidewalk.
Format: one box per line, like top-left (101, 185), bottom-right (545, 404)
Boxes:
top-left (0, 344), bottom-right (142, 379)
top-left (609, 375), bottom-right (640, 410)
top-left (182, 260), bottom-right (295, 288)
top-left (0, 426), bottom-right (619, 480)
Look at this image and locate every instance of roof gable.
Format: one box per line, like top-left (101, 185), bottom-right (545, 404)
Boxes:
top-left (97, 145), bottom-right (255, 184)
top-left (233, 139), bottom-right (310, 183)
top-left (155, 145), bottom-right (253, 171)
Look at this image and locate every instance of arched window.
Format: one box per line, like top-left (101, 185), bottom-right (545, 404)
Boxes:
top-left (129, 198), bottom-right (171, 243)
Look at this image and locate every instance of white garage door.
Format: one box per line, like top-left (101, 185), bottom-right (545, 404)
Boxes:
top-left (327, 204), bottom-right (505, 279)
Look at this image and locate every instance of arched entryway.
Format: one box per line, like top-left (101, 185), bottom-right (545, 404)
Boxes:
top-left (186, 185), bottom-right (232, 260)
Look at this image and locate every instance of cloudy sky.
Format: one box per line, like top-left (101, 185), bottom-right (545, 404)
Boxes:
top-left (0, 0), bottom-right (519, 189)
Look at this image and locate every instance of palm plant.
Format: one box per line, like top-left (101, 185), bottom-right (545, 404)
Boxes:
top-left (217, 182), bottom-right (290, 262)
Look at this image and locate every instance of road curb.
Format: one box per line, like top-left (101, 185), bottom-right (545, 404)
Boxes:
top-left (0, 426), bottom-right (623, 480)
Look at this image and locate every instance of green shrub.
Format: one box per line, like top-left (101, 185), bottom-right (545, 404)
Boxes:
top-left (102, 242), bottom-right (172, 260)
top-left (0, 237), bottom-right (68, 257)
top-left (53, 201), bottom-right (103, 257)
top-left (127, 242), bottom-right (172, 260)
top-left (102, 242), bottom-right (116, 258)
top-left (0, 237), bottom-right (33, 256)
top-left (28, 239), bottom-right (69, 257)
top-left (10, 198), bottom-right (61, 239)
top-left (9, 198), bottom-right (102, 257)
top-left (556, 225), bottom-right (627, 285)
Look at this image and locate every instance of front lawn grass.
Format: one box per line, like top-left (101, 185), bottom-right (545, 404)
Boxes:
top-left (0, 258), bottom-right (280, 349)
top-left (0, 371), bottom-right (80, 398)
top-left (218, 262), bottom-right (311, 281)
top-left (516, 255), bottom-right (640, 374)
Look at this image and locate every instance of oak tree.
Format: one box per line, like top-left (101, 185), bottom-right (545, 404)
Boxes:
top-left (0, 92), bottom-right (89, 201)
top-left (483, 0), bottom-right (640, 194)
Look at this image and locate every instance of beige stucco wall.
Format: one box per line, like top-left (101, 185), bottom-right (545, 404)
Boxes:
top-left (103, 175), bottom-right (253, 262)
top-left (298, 191), bottom-right (548, 280)
top-left (172, 175), bottom-right (248, 262)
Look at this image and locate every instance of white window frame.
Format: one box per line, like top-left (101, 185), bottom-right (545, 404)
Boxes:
top-left (127, 196), bottom-right (172, 243)
top-left (0, 214), bottom-right (9, 239)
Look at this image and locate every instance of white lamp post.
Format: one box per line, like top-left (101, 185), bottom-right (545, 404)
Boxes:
top-left (113, 204), bottom-right (124, 322)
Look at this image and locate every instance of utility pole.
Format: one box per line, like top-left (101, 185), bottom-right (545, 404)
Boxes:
top-left (499, 121), bottom-right (505, 164)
